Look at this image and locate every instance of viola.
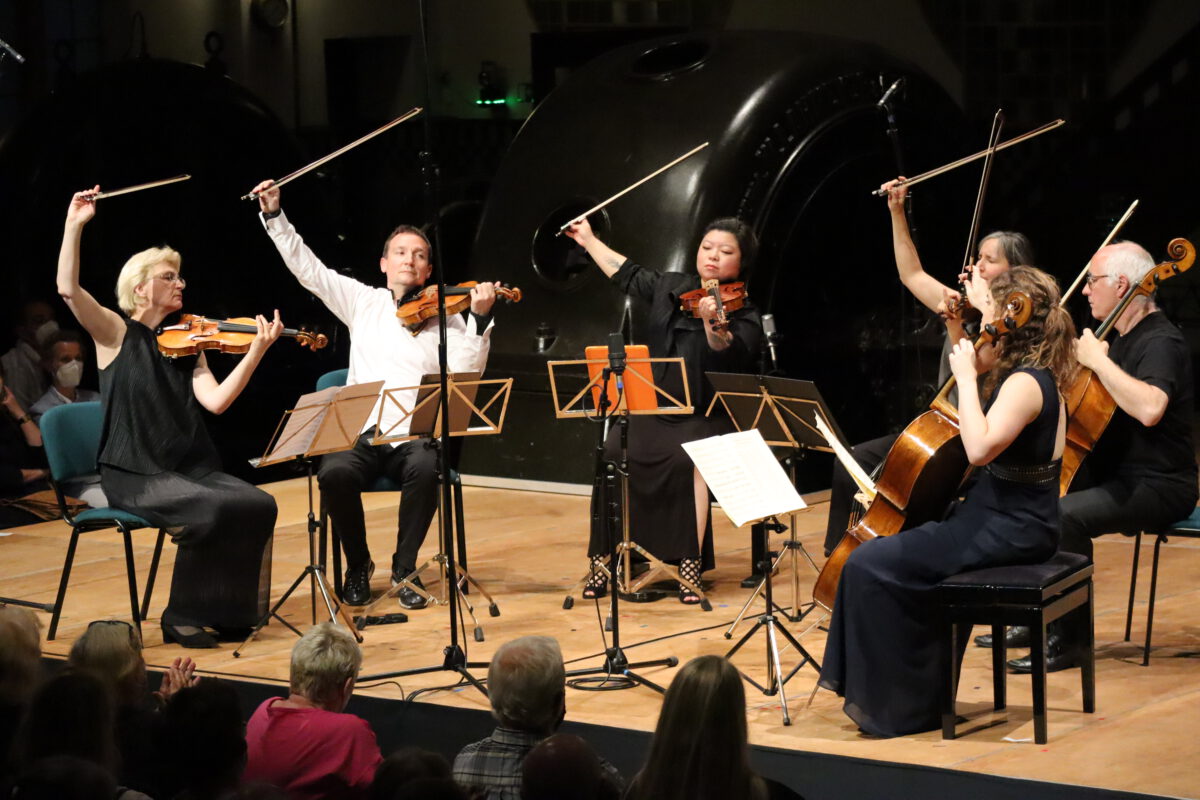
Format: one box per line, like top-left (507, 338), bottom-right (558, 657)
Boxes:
top-left (1059, 237), bottom-right (1194, 495)
top-left (813, 290), bottom-right (1032, 611)
top-left (157, 314), bottom-right (328, 358)
top-left (679, 280), bottom-right (747, 331)
top-left (395, 281), bottom-right (522, 335)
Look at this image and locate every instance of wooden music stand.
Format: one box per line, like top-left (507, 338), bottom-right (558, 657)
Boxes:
top-left (233, 380), bottom-right (384, 656)
top-left (358, 372), bottom-right (513, 641)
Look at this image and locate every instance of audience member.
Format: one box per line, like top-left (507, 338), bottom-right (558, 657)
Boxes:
top-left (0, 363), bottom-right (48, 529)
top-left (521, 733), bottom-right (618, 800)
top-left (0, 605), bottom-right (42, 779)
top-left (244, 622), bottom-right (382, 798)
top-left (19, 671), bottom-right (118, 775)
top-left (1, 300), bottom-right (57, 409)
top-left (9, 754), bottom-right (117, 800)
top-left (159, 680), bottom-right (247, 800)
top-left (371, 747), bottom-right (453, 800)
top-left (393, 778), bottom-right (470, 800)
top-left (626, 655), bottom-right (804, 800)
top-left (453, 636), bottom-right (623, 800)
top-left (30, 329), bottom-right (99, 420)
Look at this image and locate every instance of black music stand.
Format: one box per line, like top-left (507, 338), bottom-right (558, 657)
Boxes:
top-left (233, 380), bottom-right (385, 657)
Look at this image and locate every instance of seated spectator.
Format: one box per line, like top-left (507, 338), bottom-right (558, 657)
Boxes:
top-left (19, 671), bottom-right (118, 776)
top-left (371, 748), bottom-right (452, 800)
top-left (158, 680), bottom-right (247, 800)
top-left (453, 636), bottom-right (623, 800)
top-left (0, 364), bottom-right (49, 529)
top-left (244, 622), bottom-right (382, 799)
top-left (0, 606), bottom-right (42, 779)
top-left (68, 619), bottom-right (197, 795)
top-left (9, 754), bottom-right (116, 800)
top-left (625, 655), bottom-right (804, 800)
top-left (30, 330), bottom-right (104, 507)
top-left (1, 300), bottom-right (57, 409)
top-left (521, 733), bottom-right (618, 800)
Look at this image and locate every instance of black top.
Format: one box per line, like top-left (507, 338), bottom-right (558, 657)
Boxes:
top-left (991, 367), bottom-right (1060, 466)
top-left (0, 415), bottom-right (45, 498)
top-left (611, 260), bottom-right (762, 413)
top-left (1093, 311), bottom-right (1197, 486)
top-left (98, 318), bottom-right (220, 476)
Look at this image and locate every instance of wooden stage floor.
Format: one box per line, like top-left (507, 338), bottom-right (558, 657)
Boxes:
top-left (4, 477), bottom-right (1198, 798)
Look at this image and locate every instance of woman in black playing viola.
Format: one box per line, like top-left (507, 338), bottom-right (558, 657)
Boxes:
top-left (564, 217), bottom-right (762, 604)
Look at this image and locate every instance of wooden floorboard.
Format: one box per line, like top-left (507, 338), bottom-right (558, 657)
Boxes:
top-left (5, 476), bottom-right (1198, 797)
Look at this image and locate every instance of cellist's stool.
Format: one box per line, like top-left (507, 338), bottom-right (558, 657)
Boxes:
top-left (937, 551), bottom-right (1096, 744)
top-left (1123, 505), bottom-right (1200, 666)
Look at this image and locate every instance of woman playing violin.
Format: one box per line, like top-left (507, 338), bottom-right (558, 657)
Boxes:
top-left (818, 266), bottom-right (1076, 737)
top-left (822, 177), bottom-right (1036, 556)
top-left (564, 217), bottom-right (762, 604)
top-left (56, 187), bottom-right (283, 648)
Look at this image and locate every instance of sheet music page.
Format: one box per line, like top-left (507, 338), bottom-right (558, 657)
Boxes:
top-left (258, 386), bottom-right (340, 465)
top-left (682, 429), bottom-right (806, 528)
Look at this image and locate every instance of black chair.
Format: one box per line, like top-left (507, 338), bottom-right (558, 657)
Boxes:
top-left (1124, 506), bottom-right (1200, 665)
top-left (938, 551), bottom-right (1096, 744)
top-left (313, 369), bottom-right (469, 599)
top-left (40, 402), bottom-right (166, 641)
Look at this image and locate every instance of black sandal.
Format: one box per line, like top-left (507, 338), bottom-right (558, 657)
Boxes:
top-left (583, 554), bottom-right (609, 600)
top-left (678, 557), bottom-right (702, 605)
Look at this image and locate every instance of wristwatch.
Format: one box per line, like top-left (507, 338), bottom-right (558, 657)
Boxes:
top-left (12, 414), bottom-right (31, 425)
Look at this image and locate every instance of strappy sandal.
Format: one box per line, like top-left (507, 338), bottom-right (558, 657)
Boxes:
top-left (678, 557), bottom-right (703, 605)
top-left (583, 554), bottom-right (609, 600)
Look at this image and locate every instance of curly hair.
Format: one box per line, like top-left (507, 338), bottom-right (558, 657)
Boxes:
top-left (982, 266), bottom-right (1077, 398)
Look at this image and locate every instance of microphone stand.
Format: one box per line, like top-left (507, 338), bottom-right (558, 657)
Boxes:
top-left (357, 0), bottom-right (486, 696)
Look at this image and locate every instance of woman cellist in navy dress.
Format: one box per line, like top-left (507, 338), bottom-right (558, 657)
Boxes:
top-left (819, 266), bottom-right (1077, 737)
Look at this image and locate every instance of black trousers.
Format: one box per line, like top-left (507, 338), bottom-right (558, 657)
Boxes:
top-left (824, 434), bottom-right (897, 556)
top-left (1059, 475), bottom-right (1198, 560)
top-left (318, 433), bottom-right (439, 573)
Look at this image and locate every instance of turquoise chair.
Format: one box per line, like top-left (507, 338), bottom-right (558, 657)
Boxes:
top-left (1124, 506), bottom-right (1200, 665)
top-left (40, 402), bottom-right (166, 641)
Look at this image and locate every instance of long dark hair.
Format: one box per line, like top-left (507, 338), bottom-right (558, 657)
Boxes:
top-left (983, 266), bottom-right (1077, 398)
top-left (628, 655), bottom-right (767, 800)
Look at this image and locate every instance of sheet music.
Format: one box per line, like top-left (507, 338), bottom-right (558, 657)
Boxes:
top-left (682, 429), bottom-right (806, 528)
top-left (813, 412), bottom-right (877, 502)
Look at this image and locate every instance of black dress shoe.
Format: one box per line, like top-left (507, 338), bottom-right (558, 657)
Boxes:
top-left (975, 626), bottom-right (1031, 649)
top-left (341, 559), bottom-right (375, 606)
top-left (1007, 635), bottom-right (1075, 674)
top-left (162, 622), bottom-right (218, 649)
top-left (397, 575), bottom-right (428, 610)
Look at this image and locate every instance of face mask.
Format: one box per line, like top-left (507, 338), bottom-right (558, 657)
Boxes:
top-left (55, 360), bottom-right (84, 389)
top-left (35, 319), bottom-right (60, 346)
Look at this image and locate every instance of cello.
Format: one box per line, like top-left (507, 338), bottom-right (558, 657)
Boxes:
top-left (812, 290), bottom-right (1032, 611)
top-left (1058, 238), bottom-right (1195, 494)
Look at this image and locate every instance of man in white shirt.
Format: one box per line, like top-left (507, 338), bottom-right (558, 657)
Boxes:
top-left (251, 179), bottom-right (496, 609)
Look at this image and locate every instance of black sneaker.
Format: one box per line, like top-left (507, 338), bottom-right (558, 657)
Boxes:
top-left (397, 575), bottom-right (428, 610)
top-left (341, 559), bottom-right (375, 606)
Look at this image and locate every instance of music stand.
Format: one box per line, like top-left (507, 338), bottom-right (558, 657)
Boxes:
top-left (545, 348), bottom-right (688, 693)
top-left (355, 372), bottom-right (512, 645)
top-left (233, 380), bottom-right (385, 657)
top-left (707, 373), bottom-right (841, 633)
top-left (548, 350), bottom-right (709, 609)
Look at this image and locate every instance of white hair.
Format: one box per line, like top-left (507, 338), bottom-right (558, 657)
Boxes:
top-left (289, 622), bottom-right (362, 706)
top-left (487, 636), bottom-right (565, 732)
top-left (1099, 240), bottom-right (1155, 290)
top-left (115, 246), bottom-right (181, 315)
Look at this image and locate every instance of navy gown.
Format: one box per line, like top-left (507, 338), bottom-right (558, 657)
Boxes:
top-left (819, 367), bottom-right (1061, 737)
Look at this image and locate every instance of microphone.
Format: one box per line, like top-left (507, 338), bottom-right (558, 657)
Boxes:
top-left (876, 76), bottom-right (904, 108)
top-left (762, 314), bottom-right (780, 373)
top-left (0, 37), bottom-right (26, 65)
top-left (607, 332), bottom-right (626, 374)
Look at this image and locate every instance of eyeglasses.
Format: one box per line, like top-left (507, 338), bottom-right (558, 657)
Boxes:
top-left (87, 618), bottom-right (142, 647)
top-left (1084, 273), bottom-right (1111, 286)
top-left (150, 272), bottom-right (186, 287)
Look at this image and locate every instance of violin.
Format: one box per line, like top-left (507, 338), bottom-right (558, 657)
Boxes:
top-left (813, 290), bottom-right (1032, 611)
top-left (679, 280), bottom-right (747, 331)
top-left (395, 281), bottom-right (522, 335)
top-left (1059, 237), bottom-right (1195, 495)
top-left (157, 314), bottom-right (328, 358)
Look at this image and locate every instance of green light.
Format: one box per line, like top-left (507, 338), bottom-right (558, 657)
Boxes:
top-left (474, 98), bottom-right (508, 106)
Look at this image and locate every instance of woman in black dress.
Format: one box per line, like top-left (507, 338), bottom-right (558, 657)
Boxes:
top-left (818, 266), bottom-right (1076, 736)
top-left (56, 187), bottom-right (283, 647)
top-left (564, 217), bottom-right (762, 604)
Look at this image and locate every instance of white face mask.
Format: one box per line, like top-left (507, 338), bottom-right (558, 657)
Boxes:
top-left (55, 360), bottom-right (84, 389)
top-left (35, 319), bottom-right (60, 346)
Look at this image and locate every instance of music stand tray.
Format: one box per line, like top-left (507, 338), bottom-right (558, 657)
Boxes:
top-left (234, 380), bottom-right (385, 657)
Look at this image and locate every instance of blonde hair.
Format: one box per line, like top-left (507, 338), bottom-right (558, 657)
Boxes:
top-left (115, 246), bottom-right (181, 315)
top-left (289, 622), bottom-right (362, 707)
top-left (0, 605), bottom-right (42, 704)
top-left (68, 620), bottom-right (145, 703)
